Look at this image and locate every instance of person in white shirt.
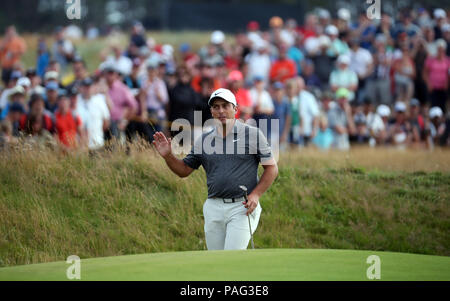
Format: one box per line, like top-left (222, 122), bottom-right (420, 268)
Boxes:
top-left (249, 76), bottom-right (274, 120)
top-left (104, 45), bottom-right (133, 77)
top-left (297, 77), bottom-right (320, 146)
top-left (75, 78), bottom-right (110, 150)
top-left (245, 40), bottom-right (271, 85)
top-left (348, 38), bottom-right (374, 102)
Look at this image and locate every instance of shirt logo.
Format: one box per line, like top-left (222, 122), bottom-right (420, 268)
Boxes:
top-left (233, 139), bottom-right (240, 143)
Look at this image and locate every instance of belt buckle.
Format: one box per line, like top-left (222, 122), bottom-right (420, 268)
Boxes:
top-left (222, 198), bottom-right (235, 204)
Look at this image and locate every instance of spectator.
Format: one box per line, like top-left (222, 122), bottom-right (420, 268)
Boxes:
top-left (141, 60), bottom-right (168, 132)
top-left (271, 81), bottom-right (291, 147)
top-left (44, 81), bottom-right (60, 114)
top-left (269, 43), bottom-right (297, 83)
top-left (329, 54), bottom-right (358, 101)
top-left (64, 57), bottom-right (88, 91)
top-left (245, 39), bottom-right (271, 84)
top-left (0, 85), bottom-right (27, 121)
top-left (325, 25), bottom-right (349, 58)
top-left (367, 34), bottom-right (394, 105)
top-left (423, 39), bottom-right (449, 113)
top-left (285, 79), bottom-right (300, 146)
top-left (348, 38), bottom-right (374, 102)
top-left (302, 59), bottom-right (322, 90)
top-left (36, 38), bottom-right (50, 79)
top-left (298, 77), bottom-right (320, 146)
top-left (386, 102), bottom-right (415, 148)
top-left (327, 88), bottom-right (356, 150)
top-left (312, 115), bottom-right (334, 150)
top-left (408, 98), bottom-right (426, 145)
top-left (227, 70), bottom-right (252, 121)
top-left (54, 94), bottom-right (82, 149)
top-left (428, 106), bottom-right (447, 146)
top-left (75, 78), bottom-right (110, 150)
top-left (26, 68), bottom-right (45, 96)
top-left (52, 26), bottom-right (75, 73)
top-left (19, 93), bottom-right (53, 137)
top-left (198, 77), bottom-right (215, 126)
top-left (393, 42), bottom-right (416, 103)
top-left (6, 102), bottom-right (25, 137)
top-left (250, 76), bottom-right (274, 125)
top-left (0, 26), bottom-right (26, 85)
top-left (372, 104), bottom-right (391, 145)
top-left (168, 66), bottom-right (199, 129)
top-left (104, 64), bottom-right (139, 141)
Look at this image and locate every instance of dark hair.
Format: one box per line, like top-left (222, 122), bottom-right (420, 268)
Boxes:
top-left (29, 93), bottom-right (44, 108)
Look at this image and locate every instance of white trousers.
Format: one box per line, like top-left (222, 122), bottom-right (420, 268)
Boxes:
top-left (203, 197), bottom-right (262, 250)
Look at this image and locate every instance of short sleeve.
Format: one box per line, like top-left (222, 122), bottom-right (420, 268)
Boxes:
top-left (256, 129), bottom-right (274, 165)
top-left (182, 136), bottom-right (202, 170)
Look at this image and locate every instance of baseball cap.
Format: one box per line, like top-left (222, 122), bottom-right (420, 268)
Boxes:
top-left (337, 54), bottom-right (350, 65)
top-left (433, 8), bottom-right (446, 19)
top-left (273, 81), bottom-right (284, 90)
top-left (253, 75), bottom-right (264, 82)
top-left (17, 77), bottom-right (31, 88)
top-left (81, 77), bottom-right (93, 86)
top-left (9, 102), bottom-right (25, 113)
top-left (208, 88), bottom-right (237, 107)
top-left (247, 21), bottom-right (260, 31)
top-left (44, 71), bottom-right (59, 81)
top-left (337, 8), bottom-right (351, 21)
top-left (179, 43), bottom-right (191, 53)
top-left (8, 85), bottom-right (25, 99)
top-left (394, 101), bottom-right (407, 113)
top-left (376, 104), bottom-right (391, 117)
top-left (100, 61), bottom-right (118, 73)
top-left (336, 87), bottom-right (350, 99)
top-left (410, 98), bottom-right (420, 107)
top-left (10, 71), bottom-right (22, 80)
top-left (67, 86), bottom-right (78, 97)
top-left (227, 70), bottom-right (244, 82)
top-left (429, 106), bottom-right (443, 119)
top-left (436, 39), bottom-right (447, 50)
top-left (46, 81), bottom-right (59, 91)
top-left (211, 31), bottom-right (225, 45)
top-left (443, 24), bottom-right (450, 33)
top-left (325, 25), bottom-right (339, 36)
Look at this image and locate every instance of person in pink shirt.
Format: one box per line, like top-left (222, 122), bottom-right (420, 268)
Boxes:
top-left (227, 70), bottom-right (252, 121)
top-left (423, 39), bottom-right (450, 113)
top-left (103, 63), bottom-right (138, 140)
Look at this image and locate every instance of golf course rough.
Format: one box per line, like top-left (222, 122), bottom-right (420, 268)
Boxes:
top-left (0, 249), bottom-right (449, 281)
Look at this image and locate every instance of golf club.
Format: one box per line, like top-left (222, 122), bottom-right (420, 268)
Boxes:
top-left (239, 185), bottom-right (255, 250)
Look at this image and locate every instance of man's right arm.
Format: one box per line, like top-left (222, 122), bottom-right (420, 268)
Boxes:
top-left (163, 153), bottom-right (194, 178)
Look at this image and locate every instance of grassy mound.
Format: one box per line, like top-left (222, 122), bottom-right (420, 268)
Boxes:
top-left (0, 147), bottom-right (449, 267)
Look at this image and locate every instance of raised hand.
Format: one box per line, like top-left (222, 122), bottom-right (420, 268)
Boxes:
top-left (152, 132), bottom-right (172, 158)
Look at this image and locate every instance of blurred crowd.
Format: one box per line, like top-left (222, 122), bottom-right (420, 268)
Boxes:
top-left (1, 6), bottom-right (450, 153)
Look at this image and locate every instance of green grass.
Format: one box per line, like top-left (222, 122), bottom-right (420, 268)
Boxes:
top-left (1, 249), bottom-right (449, 281)
top-left (0, 146), bottom-right (449, 268)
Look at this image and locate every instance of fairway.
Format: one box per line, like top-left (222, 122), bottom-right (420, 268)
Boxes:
top-left (0, 249), bottom-right (449, 281)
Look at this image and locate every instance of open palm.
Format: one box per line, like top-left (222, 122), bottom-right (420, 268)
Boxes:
top-left (152, 132), bottom-right (172, 158)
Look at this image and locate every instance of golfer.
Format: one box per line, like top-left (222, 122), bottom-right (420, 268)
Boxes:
top-left (152, 88), bottom-right (278, 250)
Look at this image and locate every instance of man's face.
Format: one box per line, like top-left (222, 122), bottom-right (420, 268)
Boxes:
top-left (47, 89), bottom-right (58, 102)
top-left (210, 99), bottom-right (237, 125)
top-left (73, 62), bottom-right (85, 79)
top-left (31, 100), bottom-right (44, 116)
top-left (337, 97), bottom-right (347, 108)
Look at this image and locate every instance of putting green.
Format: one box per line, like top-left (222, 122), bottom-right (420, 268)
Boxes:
top-left (0, 249), bottom-right (449, 281)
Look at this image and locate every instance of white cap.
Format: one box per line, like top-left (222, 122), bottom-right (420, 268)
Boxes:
top-left (17, 77), bottom-right (31, 87)
top-left (318, 35), bottom-right (331, 47)
top-left (338, 8), bottom-right (351, 21)
top-left (162, 44), bottom-right (174, 58)
top-left (443, 24), bottom-right (450, 33)
top-left (211, 30), bottom-right (225, 45)
top-left (8, 85), bottom-right (25, 100)
top-left (394, 101), bottom-right (407, 112)
top-left (433, 8), bottom-right (446, 19)
top-left (318, 8), bottom-right (330, 19)
top-left (325, 25), bottom-right (339, 36)
top-left (436, 39), bottom-right (447, 50)
top-left (337, 54), bottom-right (350, 65)
top-left (304, 37), bottom-right (320, 55)
top-left (429, 106), bottom-right (443, 118)
top-left (208, 88), bottom-right (237, 107)
top-left (44, 71), bottom-right (59, 80)
top-left (377, 104), bottom-right (391, 117)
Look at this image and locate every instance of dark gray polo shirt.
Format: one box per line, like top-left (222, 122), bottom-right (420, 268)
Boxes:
top-left (183, 119), bottom-right (273, 199)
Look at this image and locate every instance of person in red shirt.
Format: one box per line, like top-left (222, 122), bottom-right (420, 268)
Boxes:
top-left (0, 26), bottom-right (27, 84)
top-left (269, 43), bottom-right (297, 83)
top-left (227, 70), bottom-right (252, 121)
top-left (54, 94), bottom-right (83, 149)
top-left (19, 94), bottom-right (53, 135)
